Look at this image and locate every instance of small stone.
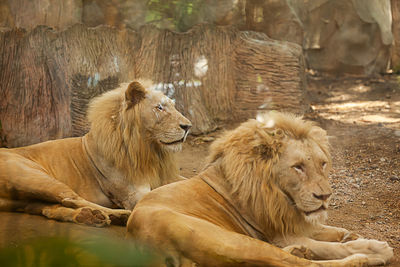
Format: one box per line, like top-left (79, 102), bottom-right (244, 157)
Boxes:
top-left (362, 201), bottom-right (366, 205)
top-left (389, 176), bottom-right (400, 182)
top-left (380, 157), bottom-right (386, 162)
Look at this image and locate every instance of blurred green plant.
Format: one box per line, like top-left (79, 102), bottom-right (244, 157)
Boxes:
top-left (393, 64), bottom-right (400, 74)
top-left (0, 236), bottom-right (157, 267)
top-left (146, 0), bottom-right (209, 31)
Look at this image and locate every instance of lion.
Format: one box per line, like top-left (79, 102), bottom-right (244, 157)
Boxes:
top-left (0, 80), bottom-right (191, 227)
top-left (127, 111), bottom-right (393, 266)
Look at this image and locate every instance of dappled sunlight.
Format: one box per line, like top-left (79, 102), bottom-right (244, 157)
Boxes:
top-left (315, 101), bottom-right (392, 111)
top-left (361, 115), bottom-right (400, 123)
top-left (326, 94), bottom-right (355, 102)
top-left (194, 56), bottom-right (208, 77)
top-left (351, 84), bottom-right (371, 93)
top-left (312, 100), bottom-right (400, 129)
top-left (324, 85), bottom-right (372, 102)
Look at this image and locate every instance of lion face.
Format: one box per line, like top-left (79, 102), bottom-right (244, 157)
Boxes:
top-left (124, 81), bottom-right (191, 152)
top-left (275, 137), bottom-right (332, 224)
top-left (141, 90), bottom-right (191, 151)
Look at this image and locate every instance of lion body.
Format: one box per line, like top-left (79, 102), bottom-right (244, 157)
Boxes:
top-left (0, 137), bottom-right (115, 207)
top-left (0, 81), bottom-right (191, 226)
top-left (127, 112), bottom-right (393, 266)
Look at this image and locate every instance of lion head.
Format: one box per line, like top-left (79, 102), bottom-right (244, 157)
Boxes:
top-left (207, 111), bottom-right (332, 239)
top-left (122, 80), bottom-right (192, 152)
top-left (86, 80), bottom-right (191, 187)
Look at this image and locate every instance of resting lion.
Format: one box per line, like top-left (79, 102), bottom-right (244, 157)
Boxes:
top-left (0, 80), bottom-right (191, 227)
top-left (127, 112), bottom-right (393, 266)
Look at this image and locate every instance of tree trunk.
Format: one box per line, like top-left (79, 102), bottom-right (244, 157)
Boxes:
top-left (0, 24), bottom-right (305, 147)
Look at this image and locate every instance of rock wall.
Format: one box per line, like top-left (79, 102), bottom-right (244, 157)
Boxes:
top-left (242, 0), bottom-right (393, 75)
top-left (392, 0), bottom-right (400, 71)
top-left (0, 0), bottom-right (393, 75)
top-left (0, 24), bottom-right (305, 147)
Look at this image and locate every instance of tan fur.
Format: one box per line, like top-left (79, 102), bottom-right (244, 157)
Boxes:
top-left (206, 112), bottom-right (333, 239)
top-left (86, 81), bottom-right (183, 188)
top-left (127, 111), bottom-right (393, 266)
top-left (0, 80), bottom-right (191, 227)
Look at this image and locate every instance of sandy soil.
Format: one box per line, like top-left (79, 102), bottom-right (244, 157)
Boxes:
top-left (178, 74), bottom-right (400, 266)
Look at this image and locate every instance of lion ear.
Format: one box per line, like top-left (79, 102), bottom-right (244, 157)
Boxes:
top-left (125, 81), bottom-right (146, 108)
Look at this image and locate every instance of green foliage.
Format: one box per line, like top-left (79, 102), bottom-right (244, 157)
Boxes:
top-left (0, 236), bottom-right (157, 267)
top-left (393, 64), bottom-right (400, 74)
top-left (145, 0), bottom-right (207, 32)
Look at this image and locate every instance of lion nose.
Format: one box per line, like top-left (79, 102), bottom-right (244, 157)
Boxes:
top-left (180, 124), bottom-right (192, 132)
top-left (313, 193), bottom-right (331, 201)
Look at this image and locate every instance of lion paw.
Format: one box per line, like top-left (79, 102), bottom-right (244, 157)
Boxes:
top-left (341, 231), bottom-right (362, 243)
top-left (345, 239), bottom-right (394, 266)
top-left (107, 209), bottom-right (131, 226)
top-left (283, 245), bottom-right (316, 260)
top-left (74, 207), bottom-right (111, 227)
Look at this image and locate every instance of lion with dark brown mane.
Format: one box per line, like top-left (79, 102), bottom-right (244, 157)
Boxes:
top-left (127, 111), bottom-right (393, 266)
top-left (0, 80), bottom-right (191, 227)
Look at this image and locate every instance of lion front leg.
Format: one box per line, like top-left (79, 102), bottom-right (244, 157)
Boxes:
top-left (61, 198), bottom-right (131, 225)
top-left (0, 199), bottom-right (111, 227)
top-left (128, 208), bottom-right (371, 267)
top-left (309, 224), bottom-right (362, 243)
top-left (280, 236), bottom-right (393, 266)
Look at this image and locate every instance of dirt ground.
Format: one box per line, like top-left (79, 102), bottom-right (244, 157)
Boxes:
top-left (177, 74), bottom-right (400, 266)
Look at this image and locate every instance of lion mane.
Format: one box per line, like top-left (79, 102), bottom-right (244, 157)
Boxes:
top-left (206, 112), bottom-right (331, 239)
top-left (87, 80), bottom-right (180, 189)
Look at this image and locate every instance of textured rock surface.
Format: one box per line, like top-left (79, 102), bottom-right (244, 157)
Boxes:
top-left (242, 0), bottom-right (393, 75)
top-left (0, 24), bottom-right (305, 147)
top-left (0, 0), bottom-right (395, 75)
top-left (391, 0), bottom-right (400, 71)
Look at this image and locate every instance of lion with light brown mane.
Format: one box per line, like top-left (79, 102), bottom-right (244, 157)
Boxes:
top-left (0, 80), bottom-right (191, 227)
top-left (127, 111), bottom-right (393, 266)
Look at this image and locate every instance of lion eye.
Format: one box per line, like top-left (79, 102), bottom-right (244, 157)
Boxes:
top-left (156, 104), bottom-right (163, 111)
top-left (322, 162), bottom-right (327, 169)
top-left (292, 164), bottom-right (304, 173)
